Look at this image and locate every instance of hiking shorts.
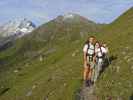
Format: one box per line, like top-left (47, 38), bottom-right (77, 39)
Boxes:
top-left (86, 56), bottom-right (95, 69)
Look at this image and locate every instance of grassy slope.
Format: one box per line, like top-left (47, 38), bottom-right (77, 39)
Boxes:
top-left (0, 15), bottom-right (100, 100)
top-left (0, 7), bottom-right (133, 100)
top-left (0, 40), bottom-right (84, 100)
top-left (95, 7), bottom-right (133, 99)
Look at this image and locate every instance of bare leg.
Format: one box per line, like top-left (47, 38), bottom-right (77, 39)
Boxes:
top-left (88, 68), bottom-right (92, 80)
top-left (83, 67), bottom-right (89, 81)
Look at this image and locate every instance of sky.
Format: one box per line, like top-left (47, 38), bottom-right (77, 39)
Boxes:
top-left (0, 0), bottom-right (133, 26)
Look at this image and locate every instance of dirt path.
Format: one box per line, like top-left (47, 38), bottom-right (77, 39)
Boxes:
top-left (76, 85), bottom-right (98, 100)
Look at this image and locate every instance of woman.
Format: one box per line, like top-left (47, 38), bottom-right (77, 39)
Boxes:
top-left (93, 42), bottom-right (108, 83)
top-left (83, 36), bottom-right (96, 87)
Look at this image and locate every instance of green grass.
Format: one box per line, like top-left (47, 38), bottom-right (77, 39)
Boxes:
top-left (0, 14), bottom-right (98, 100)
top-left (0, 38), bottom-right (85, 100)
top-left (0, 7), bottom-right (133, 100)
top-left (94, 7), bottom-right (133, 100)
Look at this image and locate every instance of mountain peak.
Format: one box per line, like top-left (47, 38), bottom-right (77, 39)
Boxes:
top-left (0, 18), bottom-right (36, 38)
top-left (63, 13), bottom-right (77, 19)
top-left (54, 13), bottom-right (95, 24)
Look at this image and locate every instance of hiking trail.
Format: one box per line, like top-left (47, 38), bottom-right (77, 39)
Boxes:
top-left (76, 85), bottom-right (98, 100)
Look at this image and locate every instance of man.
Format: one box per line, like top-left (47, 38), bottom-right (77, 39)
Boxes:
top-left (83, 36), bottom-right (96, 87)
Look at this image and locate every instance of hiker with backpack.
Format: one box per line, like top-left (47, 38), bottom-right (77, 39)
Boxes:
top-left (83, 36), bottom-right (96, 86)
top-left (93, 41), bottom-right (108, 83)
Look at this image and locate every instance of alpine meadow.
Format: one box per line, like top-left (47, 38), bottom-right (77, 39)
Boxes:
top-left (0, 3), bottom-right (133, 100)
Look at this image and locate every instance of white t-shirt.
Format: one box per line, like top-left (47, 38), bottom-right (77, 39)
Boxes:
top-left (95, 47), bottom-right (107, 57)
top-left (83, 43), bottom-right (95, 55)
top-left (95, 47), bottom-right (107, 62)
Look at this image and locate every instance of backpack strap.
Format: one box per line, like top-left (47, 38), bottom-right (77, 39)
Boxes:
top-left (99, 46), bottom-right (106, 58)
top-left (87, 43), bottom-right (90, 53)
top-left (86, 43), bottom-right (90, 56)
top-left (94, 43), bottom-right (95, 55)
top-left (99, 46), bottom-right (103, 56)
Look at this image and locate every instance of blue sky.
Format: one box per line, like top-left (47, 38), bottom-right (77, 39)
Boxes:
top-left (0, 0), bottom-right (133, 26)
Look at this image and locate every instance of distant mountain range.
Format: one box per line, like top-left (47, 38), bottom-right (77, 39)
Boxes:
top-left (0, 18), bottom-right (36, 38)
top-left (0, 18), bottom-right (36, 50)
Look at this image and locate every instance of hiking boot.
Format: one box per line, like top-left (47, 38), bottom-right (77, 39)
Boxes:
top-left (86, 80), bottom-right (91, 87)
top-left (85, 80), bottom-right (89, 87)
top-left (83, 80), bottom-right (89, 87)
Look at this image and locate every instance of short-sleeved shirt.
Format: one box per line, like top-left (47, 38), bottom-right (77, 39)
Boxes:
top-left (83, 43), bottom-right (95, 55)
top-left (95, 47), bottom-right (107, 62)
top-left (95, 47), bottom-right (107, 57)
